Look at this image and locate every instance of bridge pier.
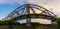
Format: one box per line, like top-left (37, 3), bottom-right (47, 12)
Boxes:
top-left (25, 4), bottom-right (32, 29)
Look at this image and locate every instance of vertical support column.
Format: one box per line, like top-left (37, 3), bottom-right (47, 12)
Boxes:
top-left (25, 4), bottom-right (32, 29)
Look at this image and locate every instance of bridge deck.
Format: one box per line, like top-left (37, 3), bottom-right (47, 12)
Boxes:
top-left (13, 14), bottom-right (56, 21)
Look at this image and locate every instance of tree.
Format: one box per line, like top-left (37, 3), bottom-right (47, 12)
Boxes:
top-left (57, 17), bottom-right (60, 27)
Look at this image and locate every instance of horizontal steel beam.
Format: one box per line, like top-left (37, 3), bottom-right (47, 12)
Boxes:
top-left (13, 14), bottom-right (56, 21)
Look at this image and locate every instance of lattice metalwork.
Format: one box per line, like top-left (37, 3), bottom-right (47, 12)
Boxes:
top-left (3, 4), bottom-right (56, 20)
top-left (2, 4), bottom-right (57, 29)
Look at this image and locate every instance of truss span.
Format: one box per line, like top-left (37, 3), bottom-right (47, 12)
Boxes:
top-left (3, 4), bottom-right (57, 21)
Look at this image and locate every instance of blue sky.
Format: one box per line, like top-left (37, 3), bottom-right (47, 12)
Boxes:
top-left (0, 0), bottom-right (27, 19)
top-left (0, 0), bottom-right (27, 23)
top-left (0, 0), bottom-right (60, 20)
top-left (0, 3), bottom-right (19, 19)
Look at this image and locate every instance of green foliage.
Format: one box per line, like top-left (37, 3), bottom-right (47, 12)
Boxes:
top-left (57, 17), bottom-right (60, 27)
top-left (0, 18), bottom-right (21, 25)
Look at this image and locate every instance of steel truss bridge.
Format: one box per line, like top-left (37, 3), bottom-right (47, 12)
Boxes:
top-left (3, 4), bottom-right (57, 29)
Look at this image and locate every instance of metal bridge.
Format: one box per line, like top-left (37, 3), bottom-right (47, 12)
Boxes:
top-left (2, 4), bottom-right (57, 29)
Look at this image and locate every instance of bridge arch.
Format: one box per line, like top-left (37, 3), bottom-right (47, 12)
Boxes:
top-left (3, 4), bottom-right (56, 20)
top-left (3, 4), bottom-right (57, 29)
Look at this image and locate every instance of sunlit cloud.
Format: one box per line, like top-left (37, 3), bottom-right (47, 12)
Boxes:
top-left (31, 18), bottom-right (51, 24)
top-left (27, 0), bottom-right (60, 16)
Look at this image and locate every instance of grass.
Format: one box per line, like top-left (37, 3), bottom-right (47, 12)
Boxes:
top-left (12, 28), bottom-right (25, 29)
top-left (0, 27), bottom-right (26, 29)
top-left (0, 25), bottom-right (58, 29)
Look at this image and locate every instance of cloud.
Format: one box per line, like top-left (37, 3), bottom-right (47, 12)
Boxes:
top-left (0, 0), bottom-right (55, 5)
top-left (0, 0), bottom-right (60, 16)
top-left (27, 0), bottom-right (55, 6)
top-left (27, 0), bottom-right (60, 16)
top-left (0, 0), bottom-right (26, 5)
top-left (31, 19), bottom-right (51, 24)
top-left (0, 0), bottom-right (13, 4)
top-left (0, 0), bottom-right (56, 5)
